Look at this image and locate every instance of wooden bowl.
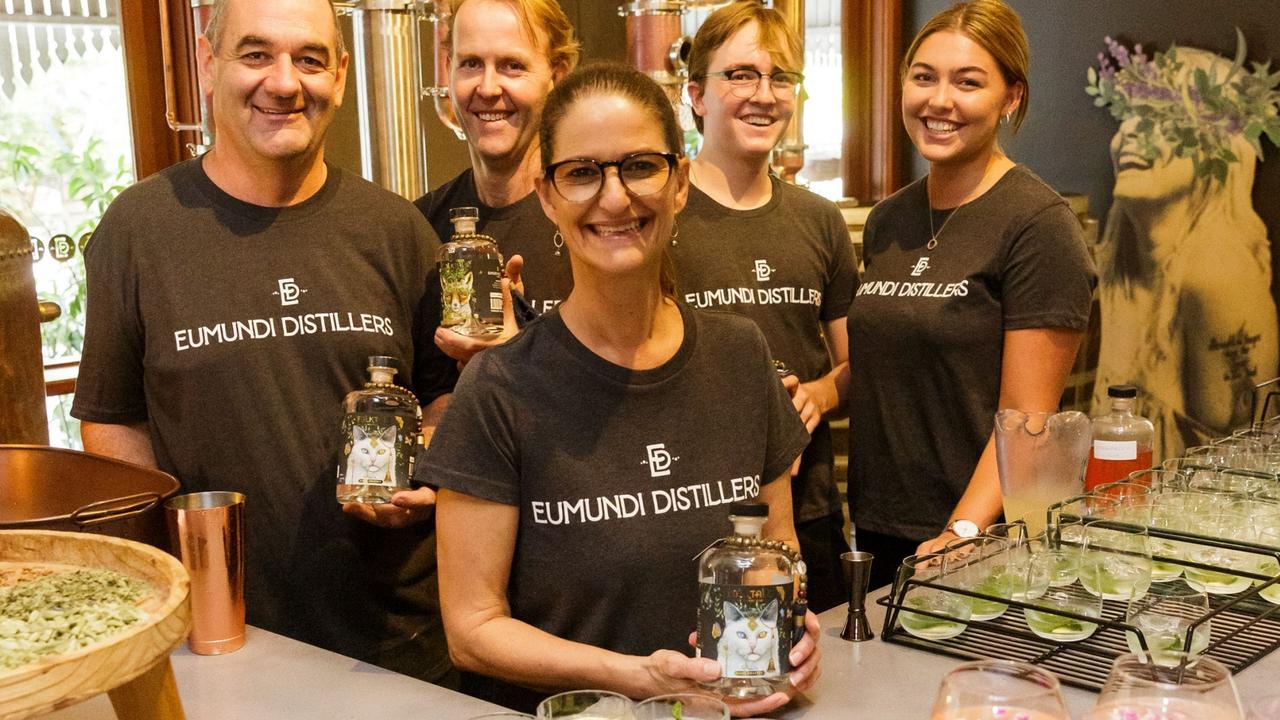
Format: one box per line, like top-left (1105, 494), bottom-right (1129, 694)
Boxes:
top-left (0, 530), bottom-right (190, 719)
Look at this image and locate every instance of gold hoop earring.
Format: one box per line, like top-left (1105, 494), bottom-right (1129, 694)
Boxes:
top-left (553, 231), bottom-right (564, 257)
top-left (670, 221), bottom-right (679, 247)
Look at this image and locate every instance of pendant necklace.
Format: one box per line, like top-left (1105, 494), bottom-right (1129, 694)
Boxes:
top-left (926, 191), bottom-right (961, 252)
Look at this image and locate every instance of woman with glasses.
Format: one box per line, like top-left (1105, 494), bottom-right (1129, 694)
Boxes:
top-left (677, 1), bottom-right (859, 612)
top-left (420, 63), bottom-right (820, 715)
top-left (845, 0), bottom-right (1095, 589)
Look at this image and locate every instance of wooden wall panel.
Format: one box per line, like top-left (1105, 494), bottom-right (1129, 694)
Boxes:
top-left (843, 0), bottom-right (904, 204)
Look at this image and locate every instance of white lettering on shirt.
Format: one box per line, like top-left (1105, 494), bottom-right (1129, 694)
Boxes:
top-left (527, 475), bottom-right (762, 526)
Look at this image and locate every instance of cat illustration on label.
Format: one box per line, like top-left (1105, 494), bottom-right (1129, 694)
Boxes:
top-left (718, 599), bottom-right (780, 677)
top-left (345, 425), bottom-right (397, 486)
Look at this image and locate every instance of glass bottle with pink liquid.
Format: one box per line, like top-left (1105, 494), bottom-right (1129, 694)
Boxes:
top-left (1086, 385), bottom-right (1155, 492)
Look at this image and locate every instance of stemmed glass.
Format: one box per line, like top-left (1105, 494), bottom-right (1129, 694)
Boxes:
top-left (929, 660), bottom-right (1070, 719)
top-left (1085, 654), bottom-right (1245, 719)
top-left (634, 694), bottom-right (728, 720)
top-left (537, 691), bottom-right (635, 719)
top-left (1124, 582), bottom-right (1212, 666)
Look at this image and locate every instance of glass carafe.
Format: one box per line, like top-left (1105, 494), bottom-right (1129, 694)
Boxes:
top-left (995, 410), bottom-right (1091, 535)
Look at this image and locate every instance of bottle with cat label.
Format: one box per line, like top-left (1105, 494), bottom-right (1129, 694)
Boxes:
top-left (1084, 384), bottom-right (1155, 491)
top-left (696, 502), bottom-right (806, 699)
top-left (438, 206), bottom-right (504, 337)
top-left (336, 356), bottom-right (420, 504)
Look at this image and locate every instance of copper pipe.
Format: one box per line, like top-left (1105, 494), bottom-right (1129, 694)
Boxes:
top-left (0, 211), bottom-right (48, 446)
top-left (158, 0), bottom-right (204, 145)
top-left (424, 0), bottom-right (465, 139)
top-left (770, 0), bottom-right (806, 182)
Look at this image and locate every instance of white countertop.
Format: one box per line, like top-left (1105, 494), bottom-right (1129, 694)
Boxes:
top-left (43, 588), bottom-right (1280, 719)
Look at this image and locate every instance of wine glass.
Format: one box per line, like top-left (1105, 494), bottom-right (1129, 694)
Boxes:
top-left (1085, 654), bottom-right (1244, 719)
top-left (537, 690), bottom-right (635, 719)
top-left (1080, 520), bottom-right (1153, 602)
top-left (1125, 582), bottom-right (1212, 666)
top-left (930, 660), bottom-right (1070, 719)
top-left (634, 694), bottom-right (728, 720)
top-left (895, 553), bottom-right (971, 640)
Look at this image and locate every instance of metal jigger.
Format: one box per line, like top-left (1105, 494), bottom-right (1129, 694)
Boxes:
top-left (840, 551), bottom-right (875, 642)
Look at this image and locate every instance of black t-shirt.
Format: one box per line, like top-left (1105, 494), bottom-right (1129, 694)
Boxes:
top-left (420, 301), bottom-right (808, 705)
top-left (846, 165), bottom-right (1097, 540)
top-left (71, 157), bottom-right (454, 683)
top-left (673, 177), bottom-right (858, 522)
top-left (415, 168), bottom-right (573, 314)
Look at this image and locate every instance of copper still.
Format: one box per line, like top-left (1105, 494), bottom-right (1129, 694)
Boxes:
top-left (622, 0), bottom-right (806, 179)
top-left (620, 1), bottom-right (692, 104)
top-left (0, 211), bottom-right (48, 445)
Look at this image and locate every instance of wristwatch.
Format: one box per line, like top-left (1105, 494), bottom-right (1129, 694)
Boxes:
top-left (945, 519), bottom-right (980, 539)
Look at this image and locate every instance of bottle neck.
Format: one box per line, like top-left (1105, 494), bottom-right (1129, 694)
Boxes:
top-left (731, 516), bottom-right (766, 539)
top-left (370, 368), bottom-right (396, 385)
top-left (1111, 398), bottom-right (1134, 414)
top-left (452, 220), bottom-right (477, 235)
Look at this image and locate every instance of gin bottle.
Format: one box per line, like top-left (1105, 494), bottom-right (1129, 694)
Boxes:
top-left (438, 206), bottom-right (504, 336)
top-left (336, 356), bottom-right (420, 504)
top-left (697, 502), bottom-right (806, 699)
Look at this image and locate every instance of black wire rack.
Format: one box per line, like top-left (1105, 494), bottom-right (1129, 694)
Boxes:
top-left (876, 525), bottom-right (1280, 692)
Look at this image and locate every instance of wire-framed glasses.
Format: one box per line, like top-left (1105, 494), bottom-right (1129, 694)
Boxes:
top-left (696, 67), bottom-right (804, 98)
top-left (544, 152), bottom-right (678, 203)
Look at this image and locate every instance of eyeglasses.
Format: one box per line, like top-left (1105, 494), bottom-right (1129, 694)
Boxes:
top-left (544, 152), bottom-right (678, 203)
top-left (695, 67), bottom-right (804, 98)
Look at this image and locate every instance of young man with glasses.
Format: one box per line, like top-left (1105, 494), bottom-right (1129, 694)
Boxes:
top-left (678, 1), bottom-right (859, 612)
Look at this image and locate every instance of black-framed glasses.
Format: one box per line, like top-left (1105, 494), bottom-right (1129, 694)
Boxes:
top-left (695, 67), bottom-right (804, 98)
top-left (544, 152), bottom-right (678, 203)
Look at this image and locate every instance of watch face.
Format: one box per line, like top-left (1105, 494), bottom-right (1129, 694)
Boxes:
top-left (952, 520), bottom-right (980, 538)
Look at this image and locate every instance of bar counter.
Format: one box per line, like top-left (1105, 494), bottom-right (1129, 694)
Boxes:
top-left (43, 587), bottom-right (1280, 719)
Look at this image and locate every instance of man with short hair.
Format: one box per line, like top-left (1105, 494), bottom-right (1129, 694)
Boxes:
top-left (73, 0), bottom-right (454, 685)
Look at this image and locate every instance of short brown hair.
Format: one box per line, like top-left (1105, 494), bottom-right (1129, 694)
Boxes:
top-left (686, 1), bottom-right (802, 132)
top-left (204, 0), bottom-right (346, 59)
top-left (447, 0), bottom-right (580, 76)
top-left (539, 63), bottom-right (683, 298)
top-left (902, 0), bottom-right (1030, 131)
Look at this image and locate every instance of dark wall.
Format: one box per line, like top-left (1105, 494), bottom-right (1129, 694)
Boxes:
top-left (906, 0), bottom-right (1280, 242)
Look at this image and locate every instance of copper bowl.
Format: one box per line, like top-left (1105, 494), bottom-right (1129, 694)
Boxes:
top-left (0, 445), bottom-right (180, 549)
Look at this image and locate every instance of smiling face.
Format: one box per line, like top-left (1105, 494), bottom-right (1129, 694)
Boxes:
top-left (198, 0), bottom-right (347, 168)
top-left (535, 92), bottom-right (689, 285)
top-left (449, 0), bottom-right (558, 170)
top-left (901, 30), bottom-right (1021, 171)
top-left (1110, 116), bottom-right (1196, 202)
top-left (688, 20), bottom-right (796, 161)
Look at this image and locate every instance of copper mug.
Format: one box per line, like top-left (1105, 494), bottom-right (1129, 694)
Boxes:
top-left (165, 491), bottom-right (246, 654)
